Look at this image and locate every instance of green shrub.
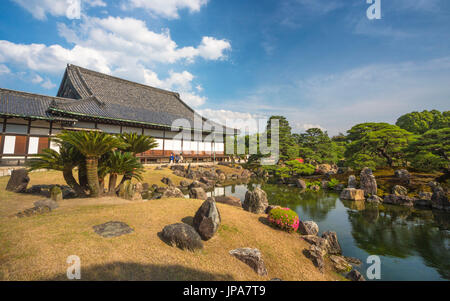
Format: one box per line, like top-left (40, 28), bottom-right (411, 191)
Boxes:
top-left (268, 207), bottom-right (300, 233)
top-left (306, 181), bottom-right (321, 189)
top-left (327, 178), bottom-right (340, 189)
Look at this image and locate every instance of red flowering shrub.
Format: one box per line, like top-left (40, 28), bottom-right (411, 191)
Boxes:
top-left (267, 207), bottom-right (299, 233)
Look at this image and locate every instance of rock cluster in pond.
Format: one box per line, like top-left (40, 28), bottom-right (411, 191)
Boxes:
top-left (6, 169), bottom-right (30, 193)
top-left (383, 194), bottom-right (415, 207)
top-left (431, 185), bottom-right (449, 211)
top-left (394, 169), bottom-right (411, 185)
top-left (93, 221), bottom-right (134, 238)
top-left (359, 167), bottom-right (377, 197)
top-left (366, 195), bottom-right (383, 204)
top-left (193, 198), bottom-right (221, 240)
top-left (161, 186), bottom-right (185, 198)
top-left (298, 221), bottom-right (319, 236)
top-left (189, 187), bottom-right (207, 200)
top-left (215, 195), bottom-right (242, 207)
top-left (229, 248), bottom-right (268, 276)
top-left (243, 187), bottom-right (268, 214)
top-left (392, 185), bottom-right (408, 196)
top-left (340, 188), bottom-right (365, 201)
top-left (161, 223), bottom-right (203, 251)
top-left (295, 178), bottom-right (307, 190)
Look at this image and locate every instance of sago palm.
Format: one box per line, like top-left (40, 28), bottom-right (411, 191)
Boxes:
top-left (57, 131), bottom-right (125, 197)
top-left (27, 142), bottom-right (86, 196)
top-left (106, 151), bottom-right (144, 194)
top-left (119, 133), bottom-right (158, 156)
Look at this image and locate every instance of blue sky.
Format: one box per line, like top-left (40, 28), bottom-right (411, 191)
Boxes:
top-left (0, 0), bottom-right (449, 135)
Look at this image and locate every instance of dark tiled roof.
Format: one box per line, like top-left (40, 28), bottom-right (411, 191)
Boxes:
top-left (0, 88), bottom-right (76, 122)
top-left (56, 64), bottom-right (232, 132)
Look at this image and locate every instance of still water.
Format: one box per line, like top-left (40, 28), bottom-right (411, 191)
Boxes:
top-left (208, 182), bottom-right (450, 281)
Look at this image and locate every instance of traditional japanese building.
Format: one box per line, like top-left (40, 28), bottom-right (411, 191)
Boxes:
top-left (0, 64), bottom-right (236, 165)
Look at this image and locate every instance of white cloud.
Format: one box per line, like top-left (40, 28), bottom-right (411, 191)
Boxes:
top-left (125, 0), bottom-right (208, 19)
top-left (0, 15), bottom-right (231, 107)
top-left (31, 74), bottom-right (44, 84)
top-left (41, 78), bottom-right (57, 89)
top-left (0, 64), bottom-right (10, 75)
top-left (198, 109), bottom-right (268, 134)
top-left (12, 0), bottom-right (106, 20)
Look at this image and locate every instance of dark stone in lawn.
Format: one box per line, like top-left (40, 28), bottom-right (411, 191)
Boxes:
top-left (6, 169), bottom-right (30, 193)
top-left (161, 177), bottom-right (174, 187)
top-left (161, 223), bottom-right (203, 251)
top-left (16, 206), bottom-right (51, 218)
top-left (93, 221), bottom-right (134, 238)
top-left (34, 199), bottom-right (59, 210)
top-left (229, 248), bottom-right (268, 276)
top-left (193, 198), bottom-right (221, 240)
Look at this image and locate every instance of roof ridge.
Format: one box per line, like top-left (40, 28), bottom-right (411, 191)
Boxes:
top-left (0, 87), bottom-right (74, 102)
top-left (67, 64), bottom-right (180, 97)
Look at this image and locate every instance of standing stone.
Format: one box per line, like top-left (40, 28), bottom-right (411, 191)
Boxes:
top-left (340, 188), bottom-right (365, 201)
top-left (348, 175), bottom-right (357, 188)
top-left (6, 169), bottom-right (30, 192)
top-left (392, 185), bottom-right (408, 196)
top-left (193, 198), bottom-right (221, 240)
top-left (50, 186), bottom-right (63, 201)
top-left (360, 167), bottom-right (377, 197)
top-left (229, 248), bottom-right (268, 276)
top-left (161, 223), bottom-right (203, 251)
top-left (189, 187), bottom-right (207, 200)
top-left (295, 178), bottom-right (307, 190)
top-left (298, 221), bottom-right (319, 236)
top-left (243, 187), bottom-right (269, 214)
top-left (322, 231), bottom-right (342, 255)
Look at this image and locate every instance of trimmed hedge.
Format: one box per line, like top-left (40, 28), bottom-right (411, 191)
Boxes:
top-left (268, 207), bottom-right (299, 233)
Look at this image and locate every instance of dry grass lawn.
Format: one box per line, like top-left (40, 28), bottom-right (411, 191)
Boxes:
top-left (0, 166), bottom-right (342, 281)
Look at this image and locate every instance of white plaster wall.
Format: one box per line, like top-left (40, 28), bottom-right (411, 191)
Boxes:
top-left (28, 137), bottom-right (39, 154)
top-left (3, 136), bottom-right (15, 154)
top-left (97, 124), bottom-right (121, 134)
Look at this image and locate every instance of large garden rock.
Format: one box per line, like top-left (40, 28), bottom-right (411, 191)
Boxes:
top-left (189, 187), bottom-right (207, 200)
top-left (360, 167), bottom-right (377, 197)
top-left (348, 175), bottom-right (357, 188)
top-left (189, 180), bottom-right (207, 190)
top-left (302, 235), bottom-right (328, 255)
top-left (366, 195), bottom-right (383, 204)
top-left (34, 199), bottom-right (59, 210)
top-left (161, 177), bottom-right (174, 187)
top-left (303, 245), bottom-right (324, 273)
top-left (215, 195), bottom-right (242, 207)
top-left (394, 169), bottom-right (411, 185)
top-left (415, 192), bottom-right (432, 207)
top-left (298, 221), bottom-right (319, 236)
top-left (295, 178), bottom-right (307, 190)
top-left (392, 185), bottom-right (408, 196)
top-left (193, 198), bottom-right (221, 240)
top-left (243, 187), bottom-right (268, 214)
top-left (93, 221), bottom-right (134, 238)
top-left (6, 169), bottom-right (30, 193)
top-left (340, 188), bottom-right (365, 201)
top-left (329, 255), bottom-right (352, 273)
top-left (322, 231), bottom-right (342, 255)
top-left (161, 186), bottom-right (185, 198)
top-left (229, 248), bottom-right (268, 276)
top-left (346, 269), bottom-right (366, 281)
top-left (431, 186), bottom-right (450, 211)
top-left (161, 223), bottom-right (203, 251)
top-left (383, 194), bottom-right (415, 207)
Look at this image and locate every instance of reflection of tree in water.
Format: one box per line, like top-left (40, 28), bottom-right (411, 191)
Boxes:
top-left (260, 184), bottom-right (337, 222)
top-left (348, 206), bottom-right (450, 280)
